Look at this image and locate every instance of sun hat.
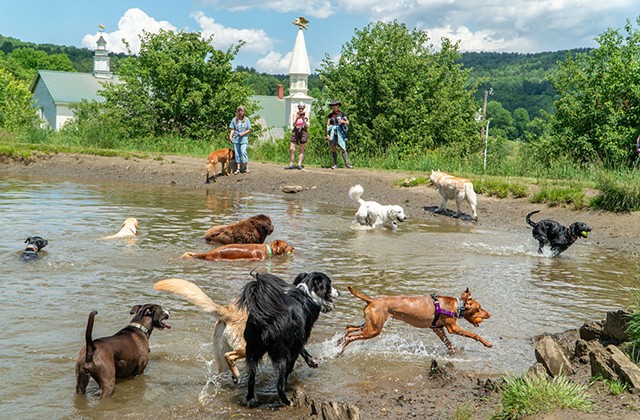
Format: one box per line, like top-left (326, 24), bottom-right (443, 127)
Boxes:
top-left (329, 100), bottom-right (341, 106)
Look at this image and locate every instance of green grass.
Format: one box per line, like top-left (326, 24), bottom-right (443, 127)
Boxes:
top-left (531, 185), bottom-right (588, 209)
top-left (590, 374), bottom-right (629, 396)
top-left (493, 374), bottom-right (593, 419)
top-left (591, 171), bottom-right (640, 212)
top-left (474, 178), bottom-right (529, 199)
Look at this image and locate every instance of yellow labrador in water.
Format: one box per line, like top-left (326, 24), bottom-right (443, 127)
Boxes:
top-left (103, 218), bottom-right (139, 239)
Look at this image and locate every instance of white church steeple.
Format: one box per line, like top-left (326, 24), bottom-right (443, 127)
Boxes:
top-left (286, 17), bottom-right (313, 128)
top-left (93, 29), bottom-right (112, 79)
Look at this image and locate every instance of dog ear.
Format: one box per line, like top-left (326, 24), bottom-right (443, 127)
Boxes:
top-left (24, 237), bottom-right (32, 243)
top-left (130, 305), bottom-right (142, 315)
top-left (461, 288), bottom-right (471, 301)
top-left (293, 272), bottom-right (309, 285)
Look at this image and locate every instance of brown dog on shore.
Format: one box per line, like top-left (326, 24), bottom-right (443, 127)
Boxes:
top-left (204, 214), bottom-right (273, 244)
top-left (206, 148), bottom-right (235, 183)
top-left (75, 304), bottom-right (170, 397)
top-left (337, 287), bottom-right (491, 355)
top-left (181, 239), bottom-right (293, 261)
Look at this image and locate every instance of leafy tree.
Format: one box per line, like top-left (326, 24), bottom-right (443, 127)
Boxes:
top-left (318, 21), bottom-right (480, 159)
top-left (99, 29), bottom-right (254, 140)
top-left (487, 100), bottom-right (514, 139)
top-left (513, 108), bottom-right (530, 141)
top-left (0, 67), bottom-right (37, 130)
top-left (3, 47), bottom-right (75, 81)
top-left (549, 16), bottom-right (640, 166)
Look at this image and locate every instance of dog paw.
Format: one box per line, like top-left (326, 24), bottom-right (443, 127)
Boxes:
top-left (306, 358), bottom-right (319, 368)
top-left (246, 397), bottom-right (259, 408)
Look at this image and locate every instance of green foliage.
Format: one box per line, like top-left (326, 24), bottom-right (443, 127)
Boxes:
top-left (0, 68), bottom-right (38, 130)
top-left (98, 30), bottom-right (253, 141)
top-left (591, 170), bottom-right (640, 212)
top-left (317, 21), bottom-right (481, 160)
top-left (474, 178), bottom-right (529, 199)
top-left (1, 47), bottom-right (75, 81)
top-left (531, 184), bottom-right (588, 208)
top-left (548, 16), bottom-right (640, 167)
top-left (494, 374), bottom-right (592, 419)
top-left (590, 374), bottom-right (630, 396)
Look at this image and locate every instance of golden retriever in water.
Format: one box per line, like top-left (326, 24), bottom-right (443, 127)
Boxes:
top-left (103, 218), bottom-right (139, 239)
top-left (204, 214), bottom-right (273, 244)
top-left (429, 171), bottom-right (478, 221)
top-left (181, 239), bottom-right (293, 261)
top-left (153, 278), bottom-right (248, 382)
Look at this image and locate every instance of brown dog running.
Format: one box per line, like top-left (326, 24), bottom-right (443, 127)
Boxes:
top-left (181, 239), bottom-right (293, 261)
top-left (206, 148), bottom-right (235, 183)
top-left (204, 214), bottom-right (274, 244)
top-left (337, 287), bottom-right (491, 355)
top-left (75, 304), bottom-right (170, 397)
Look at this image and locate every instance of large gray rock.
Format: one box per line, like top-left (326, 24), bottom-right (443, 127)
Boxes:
top-left (607, 344), bottom-right (640, 389)
top-left (603, 310), bottom-right (631, 341)
top-left (535, 335), bottom-right (575, 377)
top-left (589, 341), bottom-right (619, 381)
top-left (579, 320), bottom-right (604, 341)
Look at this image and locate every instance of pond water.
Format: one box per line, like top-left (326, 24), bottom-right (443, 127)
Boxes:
top-left (0, 174), bottom-right (636, 418)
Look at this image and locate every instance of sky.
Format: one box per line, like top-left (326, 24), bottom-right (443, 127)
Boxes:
top-left (1, 1), bottom-right (638, 74)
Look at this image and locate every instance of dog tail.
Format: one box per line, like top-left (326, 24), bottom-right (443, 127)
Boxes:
top-left (526, 210), bottom-right (540, 227)
top-left (153, 278), bottom-right (237, 320)
top-left (84, 310), bottom-right (97, 363)
top-left (238, 272), bottom-right (289, 328)
top-left (348, 184), bottom-right (364, 203)
top-left (347, 285), bottom-right (374, 303)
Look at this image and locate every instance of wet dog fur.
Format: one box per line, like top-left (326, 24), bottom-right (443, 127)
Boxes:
top-left (21, 236), bottom-right (48, 261)
top-left (238, 272), bottom-right (339, 406)
top-left (75, 304), bottom-right (170, 397)
top-left (204, 214), bottom-right (273, 244)
top-left (348, 184), bottom-right (406, 229)
top-left (429, 170), bottom-right (478, 221)
top-left (526, 210), bottom-right (591, 256)
top-left (103, 218), bottom-right (139, 239)
top-left (181, 239), bottom-right (293, 261)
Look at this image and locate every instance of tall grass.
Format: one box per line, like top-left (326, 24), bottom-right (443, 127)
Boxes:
top-left (591, 171), bottom-right (640, 212)
top-left (494, 374), bottom-right (592, 419)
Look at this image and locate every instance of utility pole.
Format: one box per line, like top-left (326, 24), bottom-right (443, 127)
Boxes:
top-left (480, 88), bottom-right (492, 139)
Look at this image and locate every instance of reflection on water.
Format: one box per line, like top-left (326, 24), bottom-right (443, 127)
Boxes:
top-left (0, 174), bottom-right (637, 418)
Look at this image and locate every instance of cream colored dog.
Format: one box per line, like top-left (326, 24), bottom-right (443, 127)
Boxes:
top-left (429, 171), bottom-right (478, 221)
top-left (103, 218), bottom-right (139, 239)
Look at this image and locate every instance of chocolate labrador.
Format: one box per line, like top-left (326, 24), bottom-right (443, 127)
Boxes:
top-left (75, 304), bottom-right (170, 397)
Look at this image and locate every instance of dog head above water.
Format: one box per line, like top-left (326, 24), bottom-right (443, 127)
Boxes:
top-left (129, 304), bottom-right (171, 332)
top-left (293, 272), bottom-right (340, 313)
top-left (269, 239), bottom-right (294, 255)
top-left (569, 222), bottom-right (591, 238)
top-left (22, 236), bottom-right (48, 261)
top-left (388, 205), bottom-right (407, 223)
top-left (460, 288), bottom-right (491, 327)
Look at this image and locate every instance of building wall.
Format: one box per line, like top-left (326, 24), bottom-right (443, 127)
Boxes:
top-left (55, 104), bottom-right (74, 130)
top-left (32, 80), bottom-right (56, 129)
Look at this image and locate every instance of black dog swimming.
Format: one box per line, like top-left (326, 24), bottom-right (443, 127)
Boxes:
top-left (22, 236), bottom-right (48, 261)
top-left (526, 210), bottom-right (591, 256)
top-left (238, 272), bottom-right (339, 406)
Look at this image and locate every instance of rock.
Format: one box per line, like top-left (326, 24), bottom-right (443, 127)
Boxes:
top-left (603, 310), bottom-right (631, 342)
top-left (607, 345), bottom-right (640, 389)
top-left (573, 339), bottom-right (591, 363)
top-left (589, 341), bottom-right (619, 381)
top-left (535, 335), bottom-right (575, 377)
top-left (282, 185), bottom-right (304, 193)
top-left (579, 320), bottom-right (604, 341)
top-left (527, 362), bottom-right (550, 378)
top-left (292, 389), bottom-right (360, 420)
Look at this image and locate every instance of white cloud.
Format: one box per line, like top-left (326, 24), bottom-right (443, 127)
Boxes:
top-left (202, 0), bottom-right (335, 19)
top-left (190, 11), bottom-right (274, 53)
top-left (256, 51), bottom-right (292, 73)
top-left (81, 8), bottom-right (176, 54)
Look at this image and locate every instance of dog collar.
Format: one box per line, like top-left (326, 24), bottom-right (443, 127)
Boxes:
top-left (430, 295), bottom-right (465, 326)
top-left (25, 245), bottom-right (39, 252)
top-left (265, 244), bottom-right (272, 258)
top-left (255, 226), bottom-right (264, 243)
top-left (129, 322), bottom-right (150, 334)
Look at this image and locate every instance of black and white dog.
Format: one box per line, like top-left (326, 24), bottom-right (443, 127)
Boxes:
top-left (238, 271), bottom-right (339, 406)
top-left (526, 210), bottom-right (591, 256)
top-left (22, 236), bottom-right (48, 261)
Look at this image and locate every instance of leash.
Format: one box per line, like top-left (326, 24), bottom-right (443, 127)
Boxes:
top-left (430, 294), bottom-right (465, 327)
top-left (129, 322), bottom-right (150, 334)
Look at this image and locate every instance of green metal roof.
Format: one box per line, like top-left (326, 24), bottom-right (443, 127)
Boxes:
top-left (251, 95), bottom-right (285, 128)
top-left (30, 70), bottom-right (118, 103)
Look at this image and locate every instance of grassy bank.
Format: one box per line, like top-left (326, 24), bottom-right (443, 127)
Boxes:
top-left (2, 128), bottom-right (640, 212)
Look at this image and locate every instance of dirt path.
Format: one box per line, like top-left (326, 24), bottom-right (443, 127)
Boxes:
top-left (2, 151), bottom-right (640, 418)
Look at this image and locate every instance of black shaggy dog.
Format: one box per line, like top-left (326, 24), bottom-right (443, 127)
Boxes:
top-left (238, 271), bottom-right (339, 407)
top-left (526, 210), bottom-right (591, 256)
top-left (22, 236), bottom-right (48, 261)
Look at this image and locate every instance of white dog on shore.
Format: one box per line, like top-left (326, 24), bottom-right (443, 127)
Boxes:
top-left (349, 184), bottom-right (406, 229)
top-left (429, 170), bottom-right (478, 220)
top-left (103, 217), bottom-right (139, 239)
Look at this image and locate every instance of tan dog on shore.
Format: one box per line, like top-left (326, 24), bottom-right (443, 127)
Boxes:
top-left (429, 170), bottom-right (478, 221)
top-left (337, 286), bottom-right (491, 355)
top-left (181, 239), bottom-right (293, 261)
top-left (206, 148), bottom-right (235, 183)
top-left (103, 218), bottom-right (139, 239)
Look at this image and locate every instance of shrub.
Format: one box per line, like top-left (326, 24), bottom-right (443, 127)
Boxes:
top-left (591, 171), bottom-right (640, 212)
